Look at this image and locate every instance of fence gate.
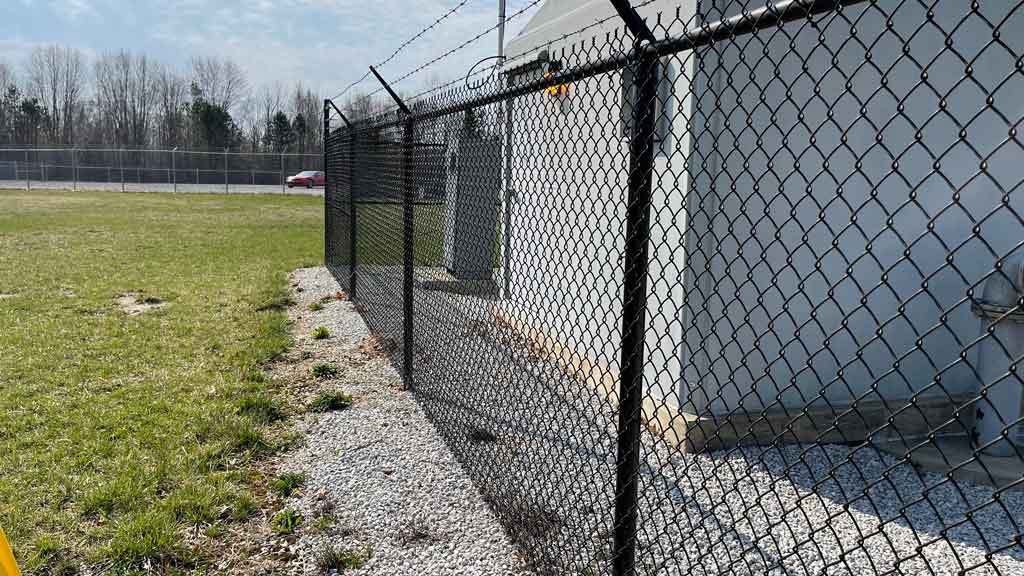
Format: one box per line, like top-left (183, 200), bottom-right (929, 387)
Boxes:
top-left (325, 1), bottom-right (1024, 574)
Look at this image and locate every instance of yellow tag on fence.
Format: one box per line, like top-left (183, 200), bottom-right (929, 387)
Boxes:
top-left (0, 528), bottom-right (19, 576)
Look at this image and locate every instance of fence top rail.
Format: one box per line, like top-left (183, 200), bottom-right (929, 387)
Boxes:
top-left (334, 0), bottom-right (867, 135)
top-left (0, 148), bottom-right (322, 157)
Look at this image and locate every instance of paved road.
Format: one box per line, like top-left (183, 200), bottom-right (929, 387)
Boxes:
top-left (0, 180), bottom-right (324, 197)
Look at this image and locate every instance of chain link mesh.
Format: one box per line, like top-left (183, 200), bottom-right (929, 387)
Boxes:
top-left (325, 1), bottom-right (1024, 574)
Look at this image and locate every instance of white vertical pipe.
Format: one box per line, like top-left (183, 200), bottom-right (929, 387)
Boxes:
top-left (974, 255), bottom-right (1024, 456)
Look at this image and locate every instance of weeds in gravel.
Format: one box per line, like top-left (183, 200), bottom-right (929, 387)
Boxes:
top-left (315, 544), bottom-right (371, 573)
top-left (308, 301), bottom-right (325, 311)
top-left (312, 362), bottom-right (339, 379)
top-left (271, 509), bottom-right (303, 534)
top-left (311, 514), bottom-right (336, 532)
top-left (398, 520), bottom-right (435, 546)
top-left (272, 472), bottom-right (306, 498)
top-left (312, 326), bottom-right (330, 339)
top-left (308, 391), bottom-right (353, 413)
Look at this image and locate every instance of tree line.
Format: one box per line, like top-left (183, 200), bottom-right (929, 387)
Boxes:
top-left (0, 45), bottom-right (323, 155)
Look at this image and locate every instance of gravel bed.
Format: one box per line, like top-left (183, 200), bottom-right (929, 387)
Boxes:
top-left (277, 267), bottom-right (532, 576)
top-left (340, 265), bottom-right (1024, 576)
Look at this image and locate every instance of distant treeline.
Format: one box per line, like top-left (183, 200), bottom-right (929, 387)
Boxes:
top-left (0, 46), bottom-right (324, 154)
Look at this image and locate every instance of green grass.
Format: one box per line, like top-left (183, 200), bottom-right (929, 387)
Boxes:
top-left (0, 189), bottom-right (322, 573)
top-left (355, 203), bottom-right (443, 265)
top-left (308, 391), bottom-right (353, 413)
top-left (271, 472), bottom-right (306, 498)
top-left (311, 362), bottom-right (339, 379)
top-left (270, 509), bottom-right (302, 534)
top-left (312, 326), bottom-right (330, 339)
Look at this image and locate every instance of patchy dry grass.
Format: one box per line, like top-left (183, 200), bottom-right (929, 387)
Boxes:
top-left (0, 189), bottom-right (322, 574)
top-left (314, 544), bottom-right (372, 573)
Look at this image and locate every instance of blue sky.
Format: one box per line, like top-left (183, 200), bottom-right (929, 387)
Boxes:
top-left (0, 0), bottom-right (542, 99)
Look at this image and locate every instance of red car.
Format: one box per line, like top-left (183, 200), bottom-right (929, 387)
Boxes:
top-left (287, 170), bottom-right (325, 188)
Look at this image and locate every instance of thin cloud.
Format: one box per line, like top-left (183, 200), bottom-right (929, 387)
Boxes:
top-left (3, 0), bottom-right (542, 98)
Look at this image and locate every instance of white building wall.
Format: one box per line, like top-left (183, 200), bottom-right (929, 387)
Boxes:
top-left (502, 0), bottom-right (700, 405)
top-left (690, 1), bottom-right (1024, 415)
top-left (501, 0), bottom-right (1024, 424)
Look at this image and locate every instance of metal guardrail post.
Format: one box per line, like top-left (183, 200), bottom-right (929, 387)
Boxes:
top-left (25, 150), bottom-right (30, 190)
top-left (609, 1), bottom-right (659, 574)
top-left (72, 148), bottom-right (77, 191)
top-left (119, 148), bottom-right (124, 192)
top-left (224, 148), bottom-right (229, 193)
top-left (172, 147), bottom-right (177, 193)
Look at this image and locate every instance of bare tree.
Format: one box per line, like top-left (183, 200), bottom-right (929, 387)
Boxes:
top-left (94, 50), bottom-right (156, 147)
top-left (26, 45), bottom-right (86, 145)
top-left (256, 82), bottom-right (284, 152)
top-left (190, 56), bottom-right (248, 113)
top-left (155, 64), bottom-right (187, 148)
top-left (0, 60), bottom-right (17, 145)
top-left (290, 83), bottom-right (322, 155)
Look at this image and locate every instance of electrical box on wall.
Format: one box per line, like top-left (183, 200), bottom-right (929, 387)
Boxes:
top-left (442, 130), bottom-right (502, 280)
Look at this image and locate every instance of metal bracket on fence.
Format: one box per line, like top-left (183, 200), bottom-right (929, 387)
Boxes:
top-left (369, 66), bottom-right (411, 114)
top-left (367, 66), bottom-right (415, 385)
top-left (326, 99), bottom-right (353, 129)
top-left (609, 0), bottom-right (656, 43)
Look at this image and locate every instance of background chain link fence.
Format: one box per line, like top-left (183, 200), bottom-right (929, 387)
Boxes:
top-left (325, 0), bottom-right (1024, 574)
top-left (0, 147), bottom-right (323, 194)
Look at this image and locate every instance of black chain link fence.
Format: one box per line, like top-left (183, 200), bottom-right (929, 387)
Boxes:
top-left (325, 0), bottom-right (1024, 574)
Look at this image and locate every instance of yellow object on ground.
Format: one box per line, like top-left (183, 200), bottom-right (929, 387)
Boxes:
top-left (0, 528), bottom-right (19, 576)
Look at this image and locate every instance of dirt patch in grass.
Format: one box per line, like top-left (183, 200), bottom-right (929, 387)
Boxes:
top-left (114, 291), bottom-right (168, 315)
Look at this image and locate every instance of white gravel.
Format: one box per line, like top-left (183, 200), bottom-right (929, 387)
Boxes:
top-left (277, 266), bottom-right (1024, 576)
top-left (278, 267), bottom-right (532, 576)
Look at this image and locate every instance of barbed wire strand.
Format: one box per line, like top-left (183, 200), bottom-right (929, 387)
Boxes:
top-left (328, 0), bottom-right (475, 103)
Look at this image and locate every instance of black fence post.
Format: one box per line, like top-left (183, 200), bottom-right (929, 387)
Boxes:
top-left (401, 119), bottom-right (415, 387)
top-left (612, 46), bottom-right (659, 576)
top-left (349, 130), bottom-right (358, 298)
top-left (369, 65), bottom-right (415, 388)
top-left (323, 99), bottom-right (331, 276)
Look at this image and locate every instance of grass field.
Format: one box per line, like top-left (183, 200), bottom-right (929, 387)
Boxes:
top-left (0, 189), bottom-right (322, 574)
